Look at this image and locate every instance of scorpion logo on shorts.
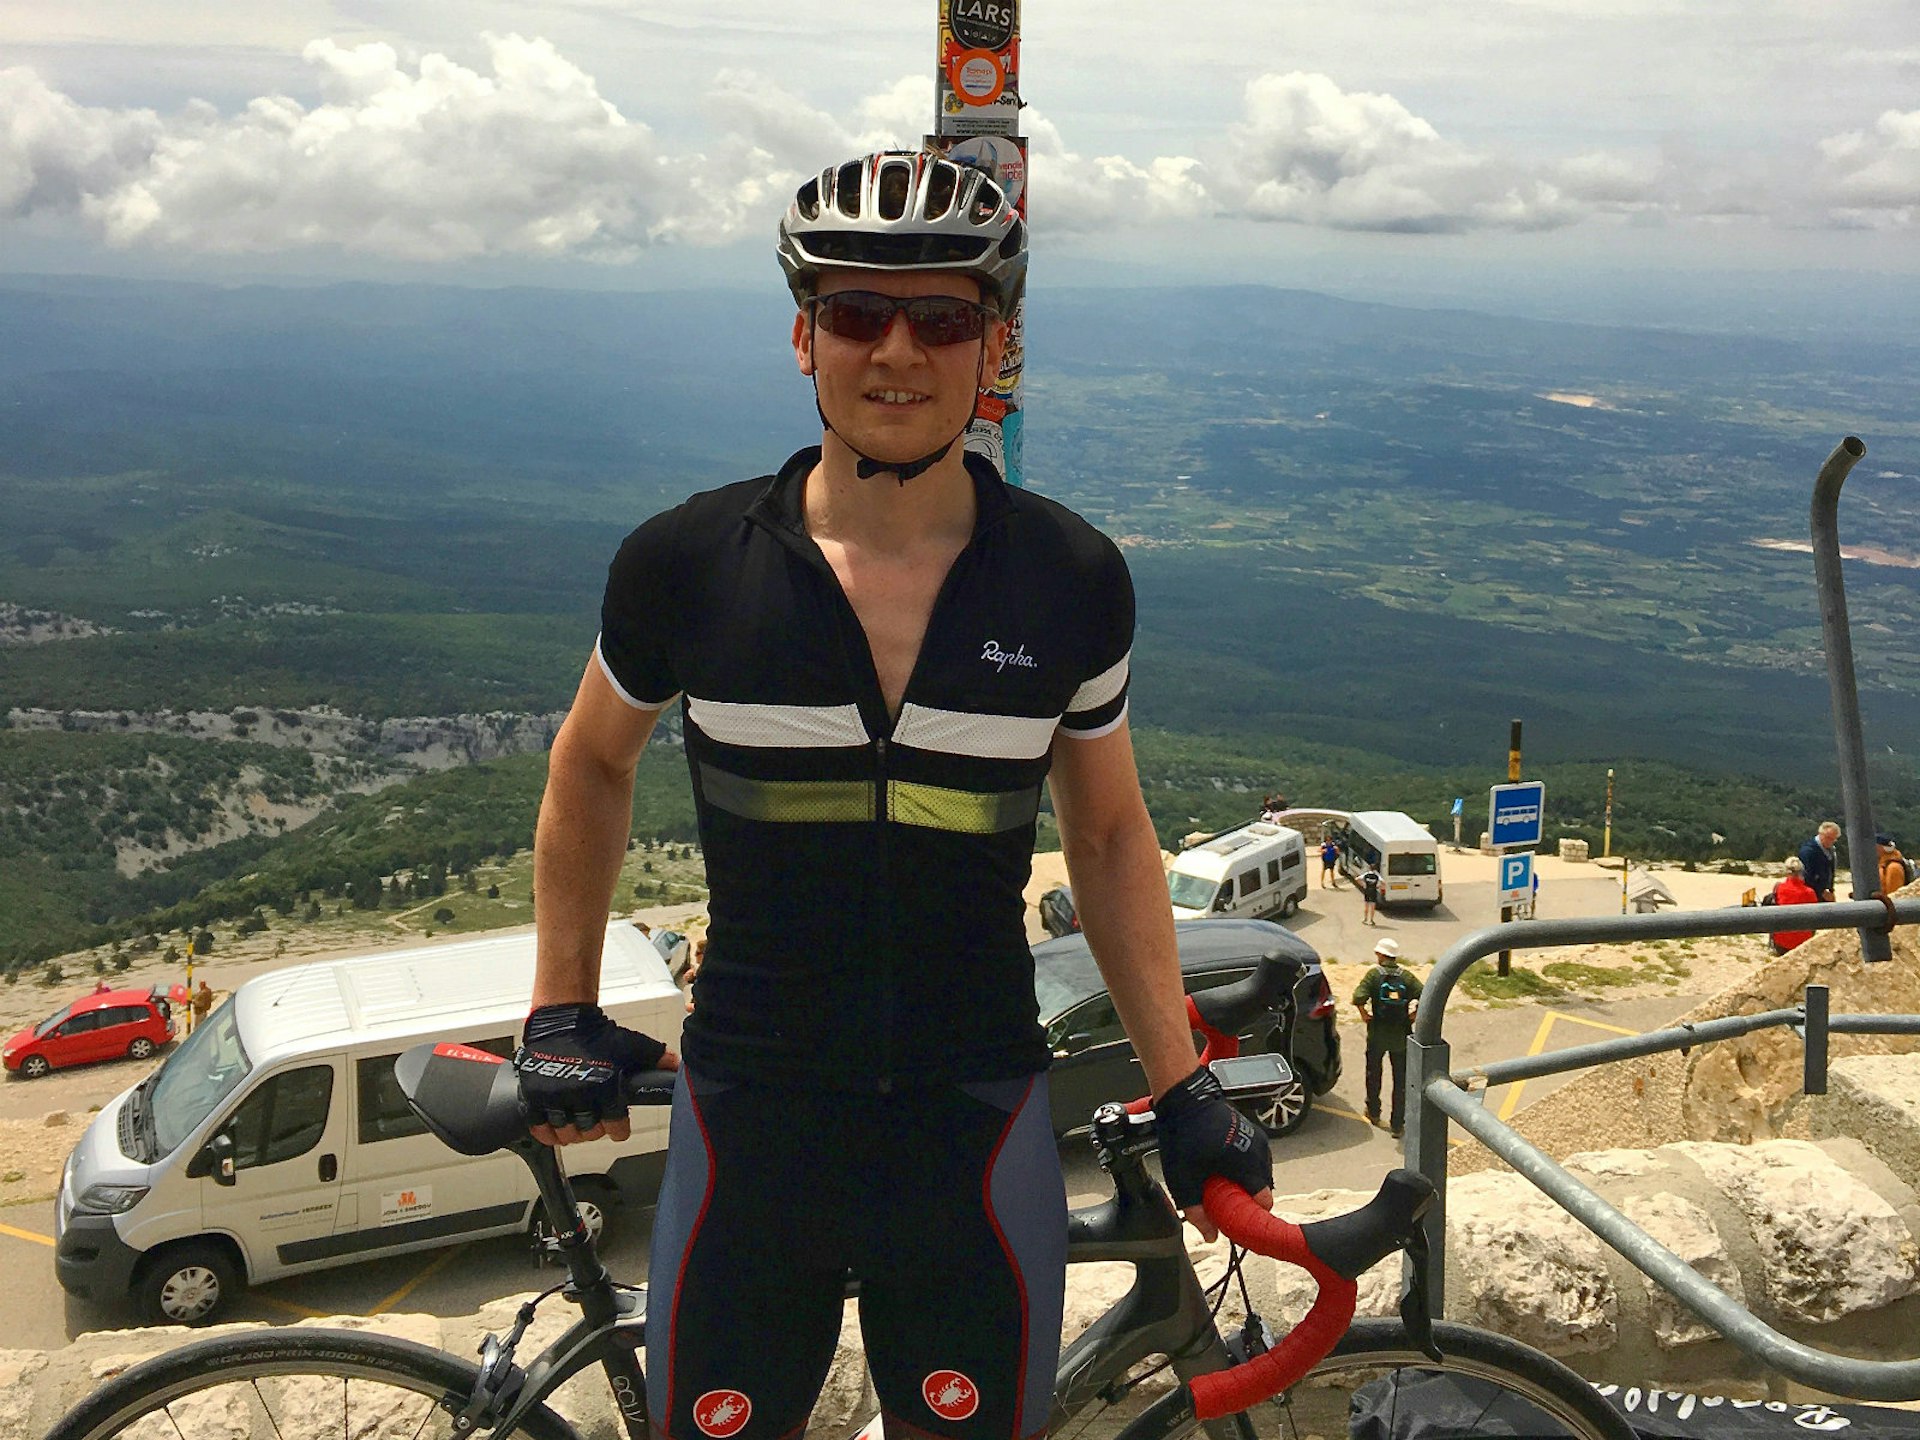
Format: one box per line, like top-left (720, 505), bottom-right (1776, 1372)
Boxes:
top-left (695, 1388), bottom-right (753, 1438)
top-left (922, 1370), bottom-right (980, 1422)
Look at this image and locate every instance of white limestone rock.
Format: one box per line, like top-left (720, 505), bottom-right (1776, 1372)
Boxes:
top-left (0, 1352), bottom-right (47, 1440)
top-left (809, 1303), bottom-right (880, 1440)
top-left (1444, 1172), bottom-right (1618, 1354)
top-left (1670, 1139), bottom-right (1918, 1322)
top-left (1564, 1148), bottom-right (1664, 1180)
top-left (1618, 1191), bottom-right (1744, 1348)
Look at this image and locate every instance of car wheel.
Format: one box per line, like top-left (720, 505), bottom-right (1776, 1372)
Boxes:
top-left (1246, 1071), bottom-right (1313, 1137)
top-left (128, 1037), bottom-right (156, 1060)
top-left (1281, 891), bottom-right (1300, 919)
top-left (138, 1241), bottom-right (240, 1326)
top-left (18, 1055), bottom-right (49, 1080)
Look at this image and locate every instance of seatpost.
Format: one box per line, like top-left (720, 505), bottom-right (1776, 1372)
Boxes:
top-left (511, 1137), bottom-right (620, 1315)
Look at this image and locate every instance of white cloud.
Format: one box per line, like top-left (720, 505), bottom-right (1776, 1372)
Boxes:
top-left (1819, 108), bottom-right (1920, 226)
top-left (4, 32), bottom-right (1909, 262)
top-left (1217, 72), bottom-right (1580, 234)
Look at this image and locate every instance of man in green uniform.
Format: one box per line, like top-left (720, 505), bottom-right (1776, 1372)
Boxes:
top-left (1351, 937), bottom-right (1422, 1138)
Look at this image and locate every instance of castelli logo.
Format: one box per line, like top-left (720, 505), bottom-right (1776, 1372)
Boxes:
top-left (923, 1370), bottom-right (980, 1422)
top-left (694, 1389), bottom-right (753, 1438)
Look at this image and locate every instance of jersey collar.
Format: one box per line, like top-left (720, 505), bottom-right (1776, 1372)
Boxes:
top-left (749, 446), bottom-right (1016, 541)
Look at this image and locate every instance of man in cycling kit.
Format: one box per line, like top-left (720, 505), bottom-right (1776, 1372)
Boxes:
top-left (518, 150), bottom-right (1274, 1440)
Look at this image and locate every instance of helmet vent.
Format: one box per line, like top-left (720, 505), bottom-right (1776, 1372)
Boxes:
top-left (836, 161), bottom-right (864, 218)
top-left (998, 217), bottom-right (1025, 260)
top-left (795, 178), bottom-right (821, 221)
top-left (971, 183), bottom-right (1004, 224)
top-left (877, 161), bottom-right (911, 221)
top-left (924, 162), bottom-right (958, 218)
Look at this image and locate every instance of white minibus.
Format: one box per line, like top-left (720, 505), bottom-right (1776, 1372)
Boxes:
top-left (1335, 811), bottom-right (1443, 907)
top-left (54, 922), bottom-right (679, 1326)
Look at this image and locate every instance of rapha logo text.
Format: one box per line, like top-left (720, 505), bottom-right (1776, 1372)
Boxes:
top-left (981, 640), bottom-right (1037, 672)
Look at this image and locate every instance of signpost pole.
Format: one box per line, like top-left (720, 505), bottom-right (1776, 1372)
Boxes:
top-left (929, 0), bottom-right (1027, 487)
top-left (1499, 721), bottom-right (1521, 975)
top-left (1604, 767), bottom-right (1614, 859)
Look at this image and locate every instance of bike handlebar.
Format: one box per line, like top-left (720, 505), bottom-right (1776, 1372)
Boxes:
top-left (1189, 1169), bottom-right (1434, 1420)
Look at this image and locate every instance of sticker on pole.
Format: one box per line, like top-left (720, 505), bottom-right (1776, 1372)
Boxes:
top-left (1488, 781), bottom-right (1546, 849)
top-left (1498, 852), bottom-right (1533, 908)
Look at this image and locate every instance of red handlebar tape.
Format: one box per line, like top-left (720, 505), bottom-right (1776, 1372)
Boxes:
top-left (1187, 1177), bottom-right (1358, 1420)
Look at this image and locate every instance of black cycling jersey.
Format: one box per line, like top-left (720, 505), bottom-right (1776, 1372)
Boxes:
top-left (597, 448), bottom-right (1134, 1090)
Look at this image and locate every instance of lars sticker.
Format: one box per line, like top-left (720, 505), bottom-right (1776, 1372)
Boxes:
top-left (695, 1389), bottom-right (753, 1439)
top-left (923, 1371), bottom-right (981, 1422)
top-left (948, 0), bottom-right (1016, 51)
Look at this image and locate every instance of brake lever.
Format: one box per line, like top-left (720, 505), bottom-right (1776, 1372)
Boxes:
top-left (1399, 1226), bottom-right (1444, 1363)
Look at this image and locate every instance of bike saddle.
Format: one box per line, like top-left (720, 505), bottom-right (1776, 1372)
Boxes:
top-left (395, 1042), bottom-right (530, 1155)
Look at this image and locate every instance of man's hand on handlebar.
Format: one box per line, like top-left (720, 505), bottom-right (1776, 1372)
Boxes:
top-left (1154, 1065), bottom-right (1276, 1242)
top-left (516, 1003), bottom-right (678, 1147)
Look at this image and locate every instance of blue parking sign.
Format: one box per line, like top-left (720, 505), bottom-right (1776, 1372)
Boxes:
top-left (1488, 781), bottom-right (1546, 849)
top-left (1499, 852), bottom-right (1533, 907)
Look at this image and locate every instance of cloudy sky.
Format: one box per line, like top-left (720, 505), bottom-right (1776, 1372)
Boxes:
top-left (4, 1), bottom-right (1918, 311)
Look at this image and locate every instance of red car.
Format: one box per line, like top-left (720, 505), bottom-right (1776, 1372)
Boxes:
top-left (3, 987), bottom-right (176, 1079)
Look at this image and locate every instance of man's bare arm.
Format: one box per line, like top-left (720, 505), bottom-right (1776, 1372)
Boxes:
top-left (1046, 722), bottom-right (1196, 1100)
top-left (532, 654), bottom-right (665, 1006)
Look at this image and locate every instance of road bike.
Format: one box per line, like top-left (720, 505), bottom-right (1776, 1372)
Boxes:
top-left (50, 979), bottom-right (1635, 1440)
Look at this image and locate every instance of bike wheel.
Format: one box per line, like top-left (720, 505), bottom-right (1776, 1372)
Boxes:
top-left (1095, 1319), bottom-right (1635, 1440)
top-left (47, 1328), bottom-right (583, 1440)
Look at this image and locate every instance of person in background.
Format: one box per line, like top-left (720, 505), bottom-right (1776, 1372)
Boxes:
top-left (1351, 937), bottom-right (1422, 1137)
top-left (1768, 856), bottom-right (1818, 954)
top-left (93, 978), bottom-right (112, 994)
top-left (1360, 865), bottom-right (1382, 925)
top-left (1320, 834), bottom-right (1340, 888)
top-left (1798, 821), bottom-right (1841, 903)
top-left (1878, 834), bottom-right (1910, 897)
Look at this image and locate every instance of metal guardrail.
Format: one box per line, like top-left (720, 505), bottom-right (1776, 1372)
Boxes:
top-left (1401, 898), bottom-right (1920, 1400)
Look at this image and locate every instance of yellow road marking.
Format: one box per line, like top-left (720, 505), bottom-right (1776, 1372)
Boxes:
top-left (1323, 1102), bottom-right (1466, 1146)
top-left (0, 1221), bottom-right (53, 1248)
top-left (255, 1293), bottom-right (331, 1319)
top-left (372, 1244), bottom-right (466, 1315)
top-left (1495, 1007), bottom-right (1649, 1120)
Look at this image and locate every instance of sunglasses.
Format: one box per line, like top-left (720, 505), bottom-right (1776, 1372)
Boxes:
top-left (809, 290), bottom-right (993, 347)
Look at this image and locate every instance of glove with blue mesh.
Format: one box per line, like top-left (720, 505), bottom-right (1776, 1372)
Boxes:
top-left (1153, 1064), bottom-right (1273, 1211)
top-left (516, 1003), bottom-right (667, 1137)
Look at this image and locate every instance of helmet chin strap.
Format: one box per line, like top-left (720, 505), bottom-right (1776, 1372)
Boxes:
top-left (811, 310), bottom-right (989, 486)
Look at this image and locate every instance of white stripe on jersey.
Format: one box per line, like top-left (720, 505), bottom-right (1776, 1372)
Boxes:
top-left (1067, 652), bottom-right (1130, 715)
top-left (687, 695), bottom-right (870, 748)
top-left (595, 637), bottom-right (679, 711)
top-left (892, 703), bottom-right (1061, 761)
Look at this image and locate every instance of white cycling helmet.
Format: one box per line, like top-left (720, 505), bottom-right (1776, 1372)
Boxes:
top-left (778, 150), bottom-right (1028, 318)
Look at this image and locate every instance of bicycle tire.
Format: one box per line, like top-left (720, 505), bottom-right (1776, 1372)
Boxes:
top-left (47, 1327), bottom-right (583, 1440)
top-left (1093, 1319), bottom-right (1636, 1440)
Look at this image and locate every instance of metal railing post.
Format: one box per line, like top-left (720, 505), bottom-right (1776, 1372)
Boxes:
top-left (1810, 435), bottom-right (1892, 963)
top-left (1402, 1034), bottom-right (1451, 1311)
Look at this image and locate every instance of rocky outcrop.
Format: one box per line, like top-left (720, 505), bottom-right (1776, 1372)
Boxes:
top-left (5, 705), bottom-right (570, 768)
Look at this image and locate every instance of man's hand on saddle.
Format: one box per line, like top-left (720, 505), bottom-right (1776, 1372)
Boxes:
top-left (516, 1003), bottom-right (679, 1146)
top-left (1154, 1065), bottom-right (1276, 1243)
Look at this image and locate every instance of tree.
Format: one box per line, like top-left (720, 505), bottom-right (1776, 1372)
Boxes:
top-left (433, 906), bottom-right (456, 924)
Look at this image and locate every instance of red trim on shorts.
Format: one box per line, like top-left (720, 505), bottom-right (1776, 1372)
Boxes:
top-left (666, 1077), bottom-right (719, 1434)
top-left (980, 1075), bottom-right (1036, 1438)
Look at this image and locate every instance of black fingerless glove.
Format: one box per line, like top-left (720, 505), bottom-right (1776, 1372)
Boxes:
top-left (516, 1003), bottom-right (667, 1133)
top-left (1153, 1065), bottom-right (1273, 1210)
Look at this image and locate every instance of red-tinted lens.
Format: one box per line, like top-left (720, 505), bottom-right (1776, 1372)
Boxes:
top-left (813, 292), bottom-right (987, 347)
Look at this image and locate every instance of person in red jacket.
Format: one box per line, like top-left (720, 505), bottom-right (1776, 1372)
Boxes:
top-left (1769, 856), bottom-right (1819, 953)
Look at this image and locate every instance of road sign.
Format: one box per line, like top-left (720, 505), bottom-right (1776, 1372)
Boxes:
top-left (1499, 851), bottom-right (1534, 908)
top-left (1489, 781), bottom-right (1547, 849)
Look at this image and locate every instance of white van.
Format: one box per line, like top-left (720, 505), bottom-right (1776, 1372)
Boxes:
top-left (53, 922), bottom-right (680, 1326)
top-left (1167, 822), bottom-right (1309, 921)
top-left (1336, 811), bottom-right (1443, 907)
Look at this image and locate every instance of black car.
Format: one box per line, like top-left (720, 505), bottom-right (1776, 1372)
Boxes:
top-left (1036, 884), bottom-right (1079, 938)
top-left (1034, 919), bottom-right (1341, 1138)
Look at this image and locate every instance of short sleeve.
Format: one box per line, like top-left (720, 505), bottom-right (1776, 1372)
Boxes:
top-left (595, 507), bottom-right (683, 710)
top-left (1058, 537), bottom-right (1134, 740)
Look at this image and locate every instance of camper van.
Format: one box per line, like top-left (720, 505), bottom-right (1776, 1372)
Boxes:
top-left (54, 922), bottom-right (680, 1326)
top-left (1335, 811), bottom-right (1443, 907)
top-left (1167, 822), bottom-right (1309, 921)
